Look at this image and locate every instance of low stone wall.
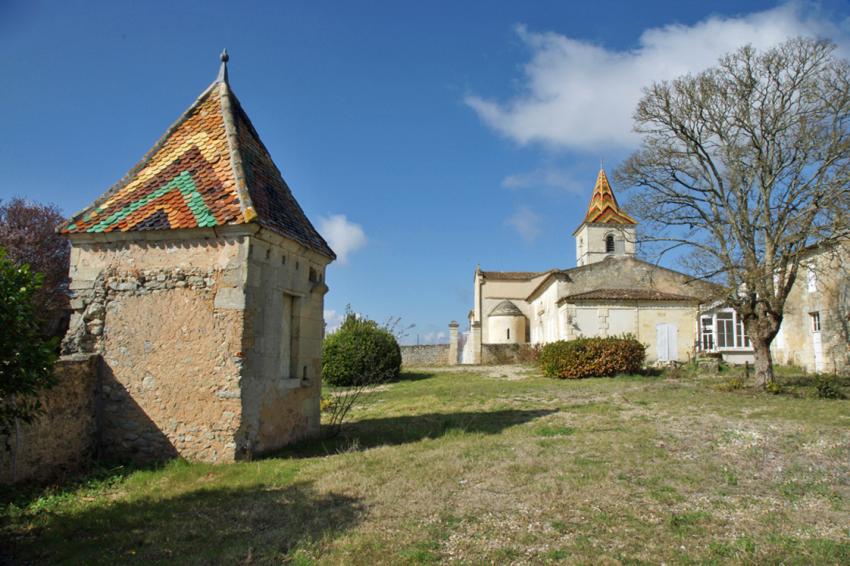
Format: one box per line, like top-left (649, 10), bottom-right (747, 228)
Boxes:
top-left (481, 344), bottom-right (537, 365)
top-left (0, 355), bottom-right (100, 484)
top-left (401, 344), bottom-right (451, 367)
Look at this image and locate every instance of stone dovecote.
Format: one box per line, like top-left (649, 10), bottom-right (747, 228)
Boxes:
top-left (60, 53), bottom-right (334, 463)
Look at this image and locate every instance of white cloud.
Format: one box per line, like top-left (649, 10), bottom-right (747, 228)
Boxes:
top-left (324, 309), bottom-right (346, 333)
top-left (502, 167), bottom-right (584, 194)
top-left (505, 206), bottom-right (542, 243)
top-left (466, 2), bottom-right (849, 151)
top-left (421, 331), bottom-right (448, 344)
top-left (318, 214), bottom-right (367, 264)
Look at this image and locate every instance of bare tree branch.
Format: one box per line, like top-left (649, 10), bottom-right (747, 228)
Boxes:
top-left (616, 38), bottom-right (850, 386)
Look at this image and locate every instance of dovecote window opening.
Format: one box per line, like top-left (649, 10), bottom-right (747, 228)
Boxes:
top-left (281, 293), bottom-right (302, 379)
top-left (309, 266), bottom-right (322, 283)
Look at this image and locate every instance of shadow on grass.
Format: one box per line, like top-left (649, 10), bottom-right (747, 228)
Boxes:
top-left (394, 371), bottom-right (436, 382)
top-left (277, 409), bottom-right (556, 458)
top-left (6, 480), bottom-right (364, 565)
top-left (0, 460), bottom-right (173, 512)
top-left (776, 374), bottom-right (850, 387)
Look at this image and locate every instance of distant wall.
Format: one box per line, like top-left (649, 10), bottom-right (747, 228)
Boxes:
top-left (0, 355), bottom-right (99, 484)
top-left (401, 344), bottom-right (451, 367)
top-left (481, 344), bottom-right (530, 365)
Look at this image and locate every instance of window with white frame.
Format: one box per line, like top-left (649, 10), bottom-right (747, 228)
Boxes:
top-left (702, 309), bottom-right (753, 351)
top-left (735, 318), bottom-right (751, 348)
top-left (700, 317), bottom-right (714, 350)
top-left (810, 311), bottom-right (821, 332)
top-left (716, 312), bottom-right (735, 348)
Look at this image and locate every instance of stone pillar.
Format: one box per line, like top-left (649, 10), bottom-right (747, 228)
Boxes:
top-left (470, 321), bottom-right (482, 365)
top-left (448, 321), bottom-right (459, 365)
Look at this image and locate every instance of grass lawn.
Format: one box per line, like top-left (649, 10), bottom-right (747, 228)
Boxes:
top-left (2, 367), bottom-right (849, 564)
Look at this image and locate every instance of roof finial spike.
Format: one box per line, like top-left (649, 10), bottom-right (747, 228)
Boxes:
top-left (218, 48), bottom-right (229, 83)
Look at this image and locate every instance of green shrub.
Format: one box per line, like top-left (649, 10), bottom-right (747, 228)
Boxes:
top-left (539, 335), bottom-right (646, 379)
top-left (322, 310), bottom-right (401, 386)
top-left (815, 377), bottom-right (846, 400)
top-left (716, 376), bottom-right (746, 392)
top-left (0, 248), bottom-right (58, 440)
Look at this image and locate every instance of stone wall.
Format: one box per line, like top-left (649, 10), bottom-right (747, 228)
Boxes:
top-left (0, 355), bottom-right (99, 484)
top-left (481, 343), bottom-right (538, 365)
top-left (772, 245), bottom-right (850, 373)
top-left (401, 344), bottom-right (451, 367)
top-left (56, 228), bottom-right (330, 466)
top-left (63, 234), bottom-right (248, 462)
top-left (239, 230), bottom-right (330, 456)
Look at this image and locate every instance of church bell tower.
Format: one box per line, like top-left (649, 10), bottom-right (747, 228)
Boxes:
top-left (573, 169), bottom-right (637, 267)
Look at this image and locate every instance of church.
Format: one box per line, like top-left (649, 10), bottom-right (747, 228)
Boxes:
top-left (462, 170), bottom-right (719, 364)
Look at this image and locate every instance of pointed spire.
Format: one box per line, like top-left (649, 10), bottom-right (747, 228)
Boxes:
top-left (60, 53), bottom-right (336, 259)
top-left (581, 169), bottom-right (636, 226)
top-left (218, 48), bottom-right (229, 83)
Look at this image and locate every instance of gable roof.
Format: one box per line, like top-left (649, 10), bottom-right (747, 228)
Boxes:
top-left (578, 169), bottom-right (636, 228)
top-left (60, 52), bottom-right (335, 260)
top-left (561, 288), bottom-right (698, 302)
top-left (524, 256), bottom-right (722, 302)
top-left (480, 270), bottom-right (550, 281)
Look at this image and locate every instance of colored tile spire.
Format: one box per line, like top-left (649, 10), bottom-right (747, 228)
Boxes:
top-left (61, 51), bottom-right (335, 260)
top-left (581, 169), bottom-right (637, 225)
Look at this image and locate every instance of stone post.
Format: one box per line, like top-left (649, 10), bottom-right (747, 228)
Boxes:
top-left (448, 321), bottom-right (459, 365)
top-left (470, 321), bottom-right (482, 365)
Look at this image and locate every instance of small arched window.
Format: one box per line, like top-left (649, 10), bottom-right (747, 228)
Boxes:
top-left (506, 328), bottom-right (511, 340)
top-left (605, 234), bottom-right (615, 253)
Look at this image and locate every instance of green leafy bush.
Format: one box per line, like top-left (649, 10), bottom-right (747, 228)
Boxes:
top-left (716, 376), bottom-right (746, 392)
top-left (815, 377), bottom-right (846, 400)
top-left (322, 310), bottom-right (401, 386)
top-left (764, 381), bottom-right (784, 395)
top-left (0, 248), bottom-right (58, 440)
top-left (539, 336), bottom-right (646, 379)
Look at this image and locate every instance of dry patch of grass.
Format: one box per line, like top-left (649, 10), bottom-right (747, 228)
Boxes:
top-left (2, 368), bottom-right (848, 564)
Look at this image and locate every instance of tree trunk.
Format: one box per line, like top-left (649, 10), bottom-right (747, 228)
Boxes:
top-left (752, 339), bottom-right (775, 387)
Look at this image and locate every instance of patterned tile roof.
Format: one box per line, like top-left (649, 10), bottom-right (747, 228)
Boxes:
top-left (581, 169), bottom-right (637, 226)
top-left (60, 53), bottom-right (335, 260)
top-left (563, 288), bottom-right (697, 302)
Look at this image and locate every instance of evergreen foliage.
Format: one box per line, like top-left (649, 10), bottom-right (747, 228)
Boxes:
top-left (539, 336), bottom-right (645, 379)
top-left (0, 248), bottom-right (58, 441)
top-left (322, 309), bottom-right (401, 386)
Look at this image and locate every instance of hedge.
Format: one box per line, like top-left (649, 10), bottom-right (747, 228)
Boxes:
top-left (322, 312), bottom-right (401, 386)
top-left (539, 336), bottom-right (646, 379)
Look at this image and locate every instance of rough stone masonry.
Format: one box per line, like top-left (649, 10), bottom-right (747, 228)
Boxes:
top-left (56, 53), bottom-right (336, 464)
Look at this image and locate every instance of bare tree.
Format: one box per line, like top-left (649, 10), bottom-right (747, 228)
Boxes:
top-left (617, 38), bottom-right (850, 386)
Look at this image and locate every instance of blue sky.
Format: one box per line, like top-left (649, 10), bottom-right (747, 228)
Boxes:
top-left (3, 1), bottom-right (850, 343)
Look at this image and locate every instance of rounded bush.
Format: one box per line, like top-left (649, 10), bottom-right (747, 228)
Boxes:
top-left (539, 336), bottom-right (646, 379)
top-left (322, 313), bottom-right (401, 386)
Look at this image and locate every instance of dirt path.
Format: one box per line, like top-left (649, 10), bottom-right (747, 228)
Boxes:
top-left (407, 364), bottom-right (540, 380)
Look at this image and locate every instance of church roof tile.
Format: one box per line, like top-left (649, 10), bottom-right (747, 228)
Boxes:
top-left (562, 288), bottom-right (698, 302)
top-left (580, 169), bottom-right (636, 226)
top-left (480, 270), bottom-right (549, 280)
top-left (489, 300), bottom-right (525, 316)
